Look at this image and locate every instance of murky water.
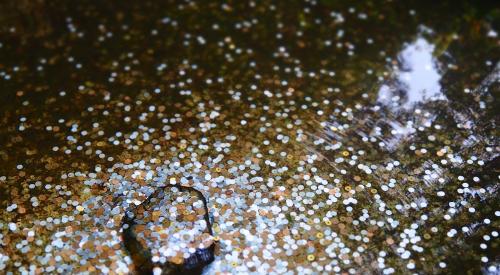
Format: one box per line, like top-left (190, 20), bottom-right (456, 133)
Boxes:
top-left (0, 1), bottom-right (498, 274)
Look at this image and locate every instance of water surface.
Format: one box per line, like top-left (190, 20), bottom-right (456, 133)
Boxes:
top-left (0, 1), bottom-right (498, 274)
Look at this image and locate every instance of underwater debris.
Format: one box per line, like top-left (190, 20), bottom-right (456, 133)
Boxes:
top-left (0, 1), bottom-right (498, 274)
top-left (122, 184), bottom-right (215, 274)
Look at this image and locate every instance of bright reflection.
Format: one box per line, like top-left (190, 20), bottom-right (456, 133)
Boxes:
top-left (378, 37), bottom-right (445, 109)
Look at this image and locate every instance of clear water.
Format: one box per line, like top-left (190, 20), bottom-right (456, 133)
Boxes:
top-left (0, 1), bottom-right (498, 274)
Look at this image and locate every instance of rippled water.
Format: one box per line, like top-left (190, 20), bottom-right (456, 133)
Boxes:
top-left (0, 1), bottom-right (498, 274)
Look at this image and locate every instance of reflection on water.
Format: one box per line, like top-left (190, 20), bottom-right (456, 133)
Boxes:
top-left (377, 36), bottom-right (445, 110)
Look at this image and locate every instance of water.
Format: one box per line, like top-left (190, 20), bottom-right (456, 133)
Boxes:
top-left (0, 1), bottom-right (498, 274)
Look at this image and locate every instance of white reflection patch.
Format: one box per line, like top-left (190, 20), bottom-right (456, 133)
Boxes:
top-left (378, 37), bottom-right (445, 109)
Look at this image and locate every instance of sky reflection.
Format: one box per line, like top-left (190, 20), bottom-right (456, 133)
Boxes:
top-left (378, 37), bottom-right (445, 109)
